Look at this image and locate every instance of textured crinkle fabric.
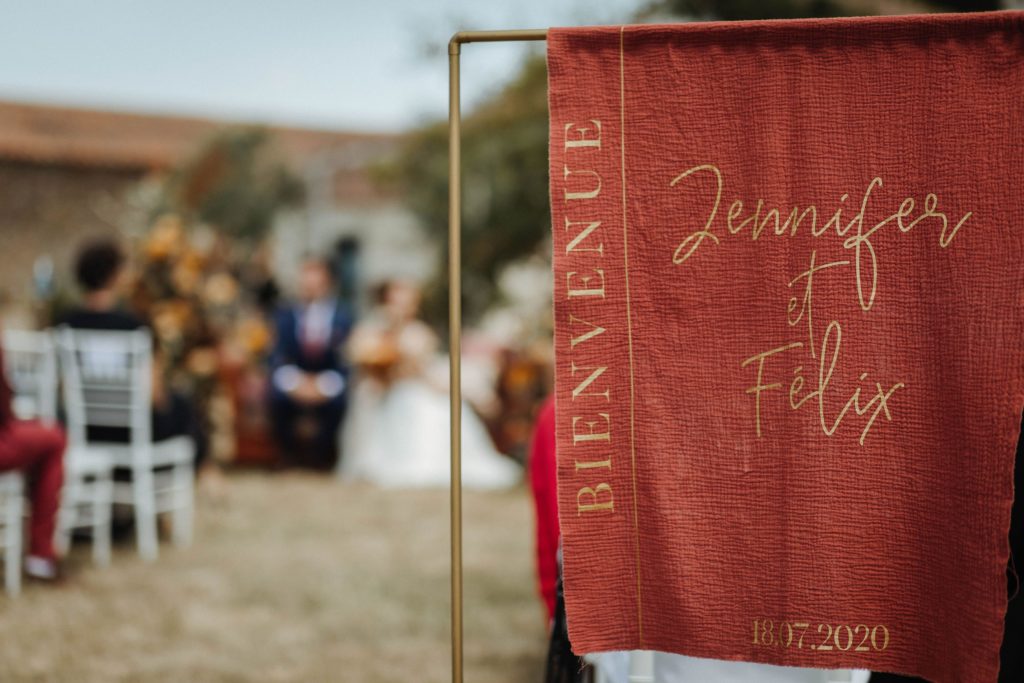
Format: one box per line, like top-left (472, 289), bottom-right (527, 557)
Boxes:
top-left (548, 12), bottom-right (1024, 683)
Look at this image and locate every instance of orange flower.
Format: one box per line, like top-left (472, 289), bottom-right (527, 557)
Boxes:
top-left (203, 272), bottom-right (240, 306)
top-left (236, 316), bottom-right (272, 355)
top-left (144, 214), bottom-right (186, 261)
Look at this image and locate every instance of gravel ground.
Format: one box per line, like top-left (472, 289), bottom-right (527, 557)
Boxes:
top-left (0, 471), bottom-right (546, 682)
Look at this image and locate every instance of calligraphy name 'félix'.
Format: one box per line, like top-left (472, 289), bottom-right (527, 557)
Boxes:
top-left (741, 320), bottom-right (905, 446)
top-left (669, 164), bottom-right (972, 312)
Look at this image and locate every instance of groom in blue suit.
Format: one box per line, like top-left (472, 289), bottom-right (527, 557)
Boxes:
top-left (269, 258), bottom-right (353, 470)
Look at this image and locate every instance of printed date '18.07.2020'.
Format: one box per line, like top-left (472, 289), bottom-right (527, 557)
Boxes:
top-left (752, 619), bottom-right (890, 653)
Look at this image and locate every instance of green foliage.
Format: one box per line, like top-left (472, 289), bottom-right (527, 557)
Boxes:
top-left (392, 55), bottom-right (550, 327)
top-left (159, 128), bottom-right (305, 241)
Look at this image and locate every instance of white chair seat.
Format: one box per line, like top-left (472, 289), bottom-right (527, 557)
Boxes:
top-left (89, 436), bottom-right (194, 469)
top-left (75, 437), bottom-right (194, 518)
top-left (65, 446), bottom-right (115, 477)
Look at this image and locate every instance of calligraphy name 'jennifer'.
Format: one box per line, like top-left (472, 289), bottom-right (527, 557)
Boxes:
top-left (669, 164), bottom-right (972, 312)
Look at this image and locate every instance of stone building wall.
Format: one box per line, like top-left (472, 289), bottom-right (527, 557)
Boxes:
top-left (0, 160), bottom-right (142, 320)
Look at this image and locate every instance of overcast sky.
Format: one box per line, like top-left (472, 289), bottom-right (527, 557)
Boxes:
top-left (0, 0), bottom-right (641, 132)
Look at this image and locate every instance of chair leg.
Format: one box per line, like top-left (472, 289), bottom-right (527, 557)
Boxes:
top-left (93, 474), bottom-right (113, 567)
top-left (54, 479), bottom-right (78, 558)
top-left (5, 494), bottom-right (22, 596)
top-left (132, 468), bottom-right (159, 562)
top-left (171, 464), bottom-right (194, 548)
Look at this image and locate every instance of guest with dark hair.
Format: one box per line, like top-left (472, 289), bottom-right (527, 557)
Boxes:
top-left (0, 329), bottom-right (65, 582)
top-left (61, 239), bottom-right (142, 331)
top-left (58, 237), bottom-right (209, 472)
top-left (269, 257), bottom-right (352, 470)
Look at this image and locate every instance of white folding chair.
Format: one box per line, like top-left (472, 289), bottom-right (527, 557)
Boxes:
top-left (0, 472), bottom-right (23, 596)
top-left (3, 330), bottom-right (58, 424)
top-left (57, 327), bottom-right (194, 561)
top-left (606, 652), bottom-right (862, 682)
top-left (4, 329), bottom-right (115, 567)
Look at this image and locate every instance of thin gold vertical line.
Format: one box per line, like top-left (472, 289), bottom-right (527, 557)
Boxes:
top-left (447, 37), bottom-right (464, 683)
top-left (619, 24), bottom-right (644, 646)
top-left (447, 31), bottom-right (544, 683)
top-left (448, 31), bottom-right (544, 683)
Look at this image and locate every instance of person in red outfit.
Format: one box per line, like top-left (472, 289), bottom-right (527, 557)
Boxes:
top-left (0, 335), bottom-right (65, 581)
top-left (532, 397), bottom-right (597, 682)
top-left (528, 396), bottom-right (559, 621)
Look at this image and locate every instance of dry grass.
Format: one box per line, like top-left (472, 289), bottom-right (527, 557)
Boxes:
top-left (0, 472), bottom-right (547, 682)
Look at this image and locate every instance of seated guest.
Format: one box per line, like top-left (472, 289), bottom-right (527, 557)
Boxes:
top-left (58, 238), bottom-right (209, 471)
top-left (0, 329), bottom-right (64, 581)
top-left (59, 239), bottom-right (143, 331)
top-left (530, 396), bottom-right (594, 681)
top-left (528, 396), bottom-right (559, 621)
top-left (269, 258), bottom-right (352, 470)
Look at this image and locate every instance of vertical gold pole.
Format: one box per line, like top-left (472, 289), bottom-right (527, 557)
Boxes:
top-left (447, 30), bottom-right (546, 683)
top-left (448, 36), bottom-right (464, 683)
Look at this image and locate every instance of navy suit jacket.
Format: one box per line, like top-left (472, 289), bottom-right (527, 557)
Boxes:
top-left (269, 301), bottom-right (353, 401)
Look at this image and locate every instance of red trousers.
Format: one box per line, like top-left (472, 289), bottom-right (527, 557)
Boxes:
top-left (0, 420), bottom-right (65, 560)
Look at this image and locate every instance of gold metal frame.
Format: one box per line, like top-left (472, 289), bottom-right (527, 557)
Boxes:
top-left (448, 28), bottom-right (548, 683)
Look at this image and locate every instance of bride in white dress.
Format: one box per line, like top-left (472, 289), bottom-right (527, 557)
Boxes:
top-left (338, 280), bottom-right (520, 489)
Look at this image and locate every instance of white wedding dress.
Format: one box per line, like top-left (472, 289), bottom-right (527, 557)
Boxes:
top-left (337, 317), bottom-right (519, 490)
top-left (339, 376), bottom-right (520, 489)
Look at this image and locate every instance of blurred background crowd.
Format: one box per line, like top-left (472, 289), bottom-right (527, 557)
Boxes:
top-left (0, 0), bottom-right (1018, 682)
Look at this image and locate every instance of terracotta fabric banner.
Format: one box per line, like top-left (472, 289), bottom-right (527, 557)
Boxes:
top-left (549, 12), bottom-right (1024, 682)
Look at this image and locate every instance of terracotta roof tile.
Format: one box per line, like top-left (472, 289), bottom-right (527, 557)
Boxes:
top-left (0, 99), bottom-right (397, 171)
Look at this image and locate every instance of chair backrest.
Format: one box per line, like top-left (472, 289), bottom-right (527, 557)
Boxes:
top-left (55, 327), bottom-right (153, 447)
top-left (2, 329), bottom-right (58, 423)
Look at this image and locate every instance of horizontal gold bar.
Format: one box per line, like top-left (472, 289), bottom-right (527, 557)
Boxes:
top-left (449, 29), bottom-right (548, 52)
